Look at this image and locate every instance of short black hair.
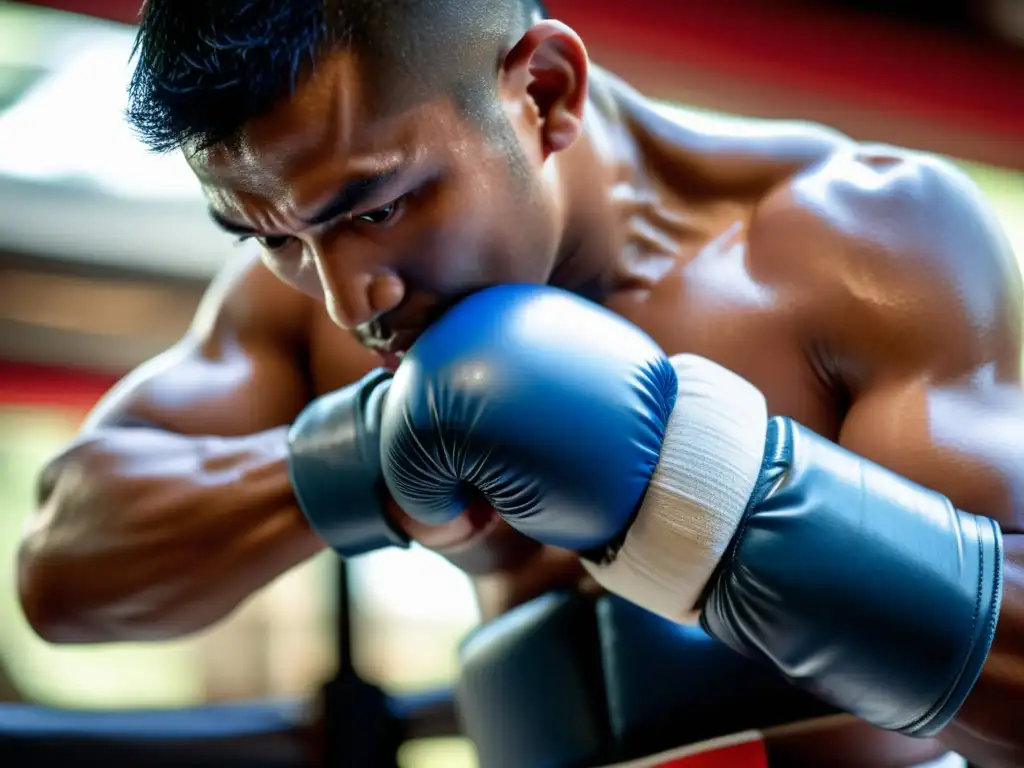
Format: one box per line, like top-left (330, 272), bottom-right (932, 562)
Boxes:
top-left (126, 0), bottom-right (548, 154)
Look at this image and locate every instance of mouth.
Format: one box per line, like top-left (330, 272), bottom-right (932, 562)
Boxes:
top-left (356, 323), bottom-right (423, 371)
top-left (355, 291), bottom-right (476, 371)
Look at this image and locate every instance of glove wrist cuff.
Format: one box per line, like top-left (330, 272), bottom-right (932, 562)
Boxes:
top-left (583, 355), bottom-right (767, 623)
top-left (288, 369), bottom-right (409, 558)
top-left (701, 418), bottom-right (1003, 736)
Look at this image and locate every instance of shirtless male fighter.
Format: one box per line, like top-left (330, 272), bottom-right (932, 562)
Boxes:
top-left (15, 0), bottom-right (1024, 766)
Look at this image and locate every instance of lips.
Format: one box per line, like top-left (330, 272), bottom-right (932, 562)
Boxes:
top-left (360, 289), bottom-right (474, 355)
top-left (374, 329), bottom-right (425, 372)
top-left (383, 328), bottom-right (422, 356)
top-left (378, 351), bottom-right (403, 372)
top-left (352, 315), bottom-right (416, 364)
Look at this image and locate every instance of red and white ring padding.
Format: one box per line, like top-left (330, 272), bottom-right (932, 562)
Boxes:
top-left (583, 354), bottom-right (768, 625)
top-left (597, 731), bottom-right (768, 768)
top-left (595, 730), bottom-right (967, 768)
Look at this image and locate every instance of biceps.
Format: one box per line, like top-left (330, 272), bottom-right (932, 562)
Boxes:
top-left (839, 379), bottom-right (1023, 530)
top-left (83, 333), bottom-right (311, 437)
top-left (83, 254), bottom-right (317, 437)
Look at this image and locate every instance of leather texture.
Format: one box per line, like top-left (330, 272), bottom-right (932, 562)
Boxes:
top-left (702, 417), bottom-right (1003, 737)
top-left (598, 596), bottom-right (834, 757)
top-left (458, 591), bottom-right (611, 768)
top-left (381, 284), bottom-right (677, 550)
top-left (287, 368), bottom-right (409, 558)
top-left (458, 591), bottom-right (836, 768)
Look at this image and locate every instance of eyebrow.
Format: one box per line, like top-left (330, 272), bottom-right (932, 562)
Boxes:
top-left (208, 167), bottom-right (402, 236)
top-left (304, 167), bottom-right (401, 226)
top-left (208, 210), bottom-right (257, 236)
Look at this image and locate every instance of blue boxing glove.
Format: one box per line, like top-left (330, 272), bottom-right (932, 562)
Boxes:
top-left (381, 285), bottom-right (1002, 739)
top-left (379, 284), bottom-right (678, 551)
top-left (288, 369), bottom-right (409, 558)
top-left (580, 353), bottom-right (1002, 737)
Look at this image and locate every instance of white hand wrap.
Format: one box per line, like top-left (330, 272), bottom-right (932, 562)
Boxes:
top-left (583, 355), bottom-right (769, 624)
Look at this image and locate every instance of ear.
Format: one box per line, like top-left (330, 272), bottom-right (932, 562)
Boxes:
top-left (499, 20), bottom-right (589, 159)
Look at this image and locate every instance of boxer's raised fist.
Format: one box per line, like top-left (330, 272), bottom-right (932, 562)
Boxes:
top-left (380, 284), bottom-right (677, 551)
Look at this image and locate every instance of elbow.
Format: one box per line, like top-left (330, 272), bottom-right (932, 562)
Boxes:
top-left (18, 564), bottom-right (193, 644)
top-left (17, 539), bottom-right (214, 645)
top-left (18, 447), bottom-right (197, 644)
top-left (16, 541), bottom-right (82, 644)
top-left (18, 591), bottom-right (71, 645)
top-left (17, 537), bottom-right (156, 644)
top-left (18, 459), bottom-right (96, 643)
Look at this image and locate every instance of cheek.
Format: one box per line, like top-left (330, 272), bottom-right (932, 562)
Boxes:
top-left (408, 177), bottom-right (555, 290)
top-left (491, 173), bottom-right (561, 281)
top-left (398, 218), bottom-right (493, 292)
top-left (394, 179), bottom-right (501, 290)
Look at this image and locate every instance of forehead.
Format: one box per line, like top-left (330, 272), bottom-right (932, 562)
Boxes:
top-left (187, 50), bottom-right (450, 198)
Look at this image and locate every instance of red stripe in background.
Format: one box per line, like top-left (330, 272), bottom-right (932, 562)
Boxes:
top-left (18, 0), bottom-right (141, 24)
top-left (20, 0), bottom-right (1024, 163)
top-left (547, 0), bottom-right (1024, 142)
top-left (0, 361), bottom-right (118, 413)
top-left (619, 735), bottom-right (768, 767)
top-left (658, 735), bottom-right (767, 766)
top-left (663, 741), bottom-right (770, 768)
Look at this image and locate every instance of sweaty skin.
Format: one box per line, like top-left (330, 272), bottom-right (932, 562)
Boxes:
top-left (18, 19), bottom-right (1024, 768)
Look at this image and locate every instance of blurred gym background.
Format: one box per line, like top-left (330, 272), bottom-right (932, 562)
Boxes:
top-left (0, 1), bottom-right (1021, 766)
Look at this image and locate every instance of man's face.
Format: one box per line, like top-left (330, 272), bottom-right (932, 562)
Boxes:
top-left (191, 50), bottom-right (562, 358)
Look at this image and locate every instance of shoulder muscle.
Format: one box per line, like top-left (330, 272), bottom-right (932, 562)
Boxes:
top-left (750, 145), bottom-right (1023, 383)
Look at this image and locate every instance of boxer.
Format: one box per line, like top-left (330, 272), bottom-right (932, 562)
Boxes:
top-left (382, 285), bottom-right (1005, 765)
top-left (16, 0), bottom-right (1022, 765)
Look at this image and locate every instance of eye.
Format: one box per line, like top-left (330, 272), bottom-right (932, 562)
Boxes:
top-left (234, 234), bottom-right (294, 252)
top-left (257, 234), bottom-right (294, 251)
top-left (356, 198), bottom-right (403, 226)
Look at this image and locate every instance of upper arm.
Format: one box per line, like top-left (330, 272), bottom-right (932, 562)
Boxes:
top-left (83, 252), bottom-right (317, 437)
top-left (755, 146), bottom-right (1024, 528)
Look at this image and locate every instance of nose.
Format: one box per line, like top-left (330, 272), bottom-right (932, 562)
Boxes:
top-left (312, 251), bottom-right (405, 330)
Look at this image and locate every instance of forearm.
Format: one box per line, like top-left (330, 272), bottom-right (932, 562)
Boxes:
top-left (18, 426), bottom-right (324, 643)
top-left (581, 357), bottom-right (1002, 756)
top-left (700, 419), bottom-right (1024, 761)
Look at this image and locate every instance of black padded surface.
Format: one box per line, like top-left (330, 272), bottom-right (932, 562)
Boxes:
top-left (0, 686), bottom-right (459, 767)
top-left (597, 596), bottom-right (837, 760)
top-left (458, 591), bottom-right (610, 768)
top-left (0, 700), bottom-right (310, 767)
top-left (0, 699), bottom-right (305, 737)
top-left (458, 591), bottom-right (840, 767)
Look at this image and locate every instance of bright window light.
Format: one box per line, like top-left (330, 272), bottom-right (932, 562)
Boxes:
top-left (0, 39), bottom-right (202, 201)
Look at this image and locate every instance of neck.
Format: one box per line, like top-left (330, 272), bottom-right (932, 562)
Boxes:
top-left (547, 70), bottom-right (648, 303)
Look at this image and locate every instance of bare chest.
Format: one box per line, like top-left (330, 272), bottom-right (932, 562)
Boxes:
top-left (606, 222), bottom-right (842, 439)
